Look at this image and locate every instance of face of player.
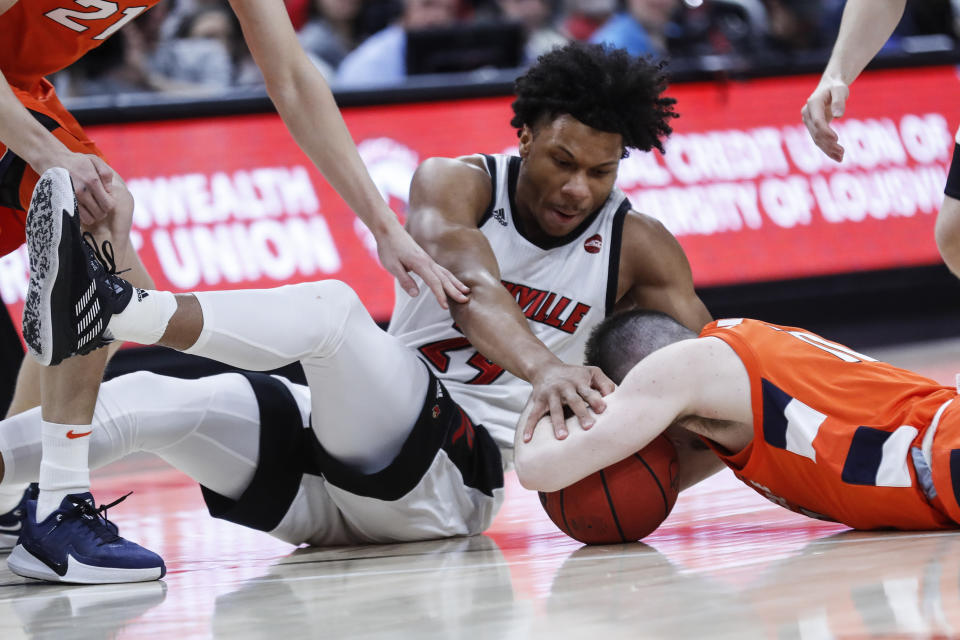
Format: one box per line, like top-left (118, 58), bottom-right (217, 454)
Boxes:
top-left (515, 114), bottom-right (623, 240)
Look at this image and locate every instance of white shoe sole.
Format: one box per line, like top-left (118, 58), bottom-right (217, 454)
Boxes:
top-left (7, 544), bottom-right (164, 584)
top-left (22, 167), bottom-right (76, 366)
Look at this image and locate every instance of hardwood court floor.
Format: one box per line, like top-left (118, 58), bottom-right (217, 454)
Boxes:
top-left (2, 338), bottom-right (960, 639)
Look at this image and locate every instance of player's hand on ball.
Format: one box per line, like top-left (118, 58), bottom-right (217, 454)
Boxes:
top-left (521, 362), bottom-right (615, 442)
top-left (375, 219), bottom-right (469, 309)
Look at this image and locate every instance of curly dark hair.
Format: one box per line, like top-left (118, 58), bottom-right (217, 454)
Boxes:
top-left (511, 42), bottom-right (678, 156)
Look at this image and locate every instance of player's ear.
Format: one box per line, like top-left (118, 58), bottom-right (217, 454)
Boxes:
top-left (518, 125), bottom-right (534, 158)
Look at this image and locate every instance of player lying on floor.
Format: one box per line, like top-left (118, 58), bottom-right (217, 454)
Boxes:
top-left (515, 310), bottom-right (960, 530)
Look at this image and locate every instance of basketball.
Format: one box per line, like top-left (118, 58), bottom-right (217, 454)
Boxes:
top-left (538, 435), bottom-right (680, 544)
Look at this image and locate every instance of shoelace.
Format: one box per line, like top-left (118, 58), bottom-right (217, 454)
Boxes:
top-left (81, 232), bottom-right (129, 277)
top-left (70, 491), bottom-right (133, 545)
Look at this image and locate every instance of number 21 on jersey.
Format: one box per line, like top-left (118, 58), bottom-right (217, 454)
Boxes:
top-left (45, 0), bottom-right (147, 41)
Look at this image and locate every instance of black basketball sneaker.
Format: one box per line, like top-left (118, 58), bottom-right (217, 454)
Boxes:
top-left (22, 168), bottom-right (133, 366)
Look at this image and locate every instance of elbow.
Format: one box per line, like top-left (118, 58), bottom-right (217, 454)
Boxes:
top-left (264, 56), bottom-right (319, 110)
top-left (514, 447), bottom-right (559, 492)
top-left (264, 75), bottom-right (298, 114)
top-left (513, 452), bottom-right (541, 491)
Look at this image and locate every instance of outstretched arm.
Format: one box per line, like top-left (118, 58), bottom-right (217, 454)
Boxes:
top-left (408, 157), bottom-right (614, 437)
top-left (514, 337), bottom-right (751, 492)
top-left (801, 0), bottom-right (907, 162)
top-left (227, 0), bottom-right (467, 307)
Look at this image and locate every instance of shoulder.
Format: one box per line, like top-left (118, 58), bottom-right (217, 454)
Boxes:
top-left (412, 155), bottom-right (491, 197)
top-left (408, 155), bottom-right (493, 227)
top-left (620, 209), bottom-right (691, 283)
top-left (417, 154), bottom-right (489, 177)
top-left (622, 209), bottom-right (672, 241)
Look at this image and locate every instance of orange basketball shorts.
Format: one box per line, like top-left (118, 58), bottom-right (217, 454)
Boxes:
top-left (0, 78), bottom-right (106, 257)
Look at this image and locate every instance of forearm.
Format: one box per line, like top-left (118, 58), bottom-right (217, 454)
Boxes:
top-left (450, 273), bottom-right (562, 382)
top-left (822, 0), bottom-right (906, 86)
top-left (515, 387), bottom-right (660, 491)
top-left (267, 59), bottom-right (396, 234)
top-left (0, 70), bottom-right (70, 172)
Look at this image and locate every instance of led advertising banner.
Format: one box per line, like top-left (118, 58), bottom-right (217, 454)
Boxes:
top-left (0, 66), bottom-right (955, 334)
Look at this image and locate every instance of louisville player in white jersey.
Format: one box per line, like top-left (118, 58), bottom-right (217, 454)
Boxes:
top-left (0, 42), bottom-right (712, 558)
top-left (801, 0), bottom-right (960, 278)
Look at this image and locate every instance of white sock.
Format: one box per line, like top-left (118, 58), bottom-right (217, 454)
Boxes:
top-left (0, 484), bottom-right (27, 514)
top-left (37, 420), bottom-right (91, 521)
top-left (107, 289), bottom-right (177, 346)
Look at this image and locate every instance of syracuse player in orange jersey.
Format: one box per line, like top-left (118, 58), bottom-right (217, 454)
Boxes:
top-left (516, 309), bottom-right (960, 531)
top-left (0, 0), bottom-right (467, 583)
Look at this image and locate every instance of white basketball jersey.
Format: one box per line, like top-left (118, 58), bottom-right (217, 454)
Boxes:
top-left (389, 154), bottom-right (630, 461)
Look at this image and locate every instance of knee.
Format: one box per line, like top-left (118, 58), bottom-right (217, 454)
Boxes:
top-left (84, 179), bottom-right (135, 243)
top-left (290, 280), bottom-right (368, 352)
top-left (297, 280), bottom-right (364, 316)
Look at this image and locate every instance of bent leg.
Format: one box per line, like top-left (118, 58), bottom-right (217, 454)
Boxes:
top-left (162, 281), bottom-right (429, 474)
top-left (15, 167), bottom-right (157, 518)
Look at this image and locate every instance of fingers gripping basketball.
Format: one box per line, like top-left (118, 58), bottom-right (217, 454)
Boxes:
top-left (539, 435), bottom-right (680, 544)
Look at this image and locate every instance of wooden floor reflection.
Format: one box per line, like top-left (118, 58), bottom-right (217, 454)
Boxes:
top-left (1, 338), bottom-right (960, 639)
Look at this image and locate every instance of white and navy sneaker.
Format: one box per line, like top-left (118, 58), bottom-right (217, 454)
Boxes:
top-left (0, 483), bottom-right (39, 551)
top-left (22, 167), bottom-right (132, 366)
top-left (7, 492), bottom-right (165, 584)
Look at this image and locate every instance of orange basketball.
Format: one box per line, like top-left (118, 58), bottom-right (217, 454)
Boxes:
top-left (538, 435), bottom-right (680, 544)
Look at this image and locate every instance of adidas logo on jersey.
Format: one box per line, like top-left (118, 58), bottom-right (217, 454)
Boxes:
top-left (492, 208), bottom-right (507, 226)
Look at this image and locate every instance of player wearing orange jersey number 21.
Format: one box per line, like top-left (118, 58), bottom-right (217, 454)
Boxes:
top-left (801, 0), bottom-right (960, 280)
top-left (0, 43), bottom-right (712, 569)
top-left (516, 309), bottom-right (960, 532)
top-left (0, 0), bottom-right (466, 584)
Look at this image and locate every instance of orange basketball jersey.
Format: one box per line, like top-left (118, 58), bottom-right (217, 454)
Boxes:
top-left (0, 0), bottom-right (148, 253)
top-left (0, 0), bottom-right (161, 91)
top-left (699, 318), bottom-right (959, 530)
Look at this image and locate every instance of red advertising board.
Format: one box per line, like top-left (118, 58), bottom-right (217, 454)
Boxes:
top-left (0, 66), bottom-right (956, 332)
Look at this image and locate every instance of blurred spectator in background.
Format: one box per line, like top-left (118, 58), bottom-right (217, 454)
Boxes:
top-left (54, 0), bottom-right (960, 98)
top-left (154, 4), bottom-right (237, 86)
top-left (59, 2), bottom-right (235, 96)
top-left (588, 0), bottom-right (679, 58)
top-left (495, 0), bottom-right (568, 60)
top-left (299, 0), bottom-right (366, 70)
top-left (561, 0), bottom-right (616, 40)
top-left (664, 0), bottom-right (770, 58)
top-left (762, 0), bottom-right (822, 51)
top-left (336, 0), bottom-right (460, 87)
top-left (286, 0), bottom-right (312, 28)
